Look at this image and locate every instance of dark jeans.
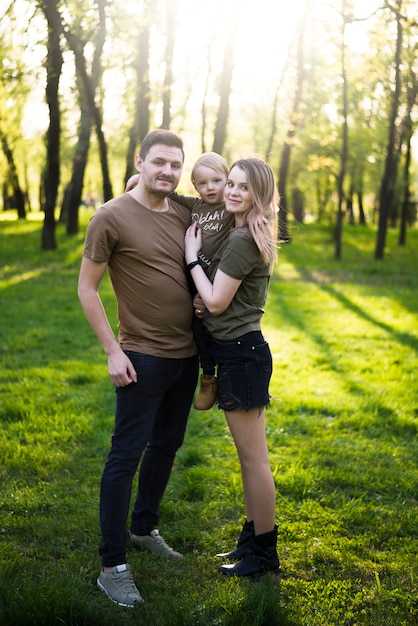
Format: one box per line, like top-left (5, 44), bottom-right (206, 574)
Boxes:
top-left (99, 351), bottom-right (199, 567)
top-left (193, 315), bottom-right (216, 376)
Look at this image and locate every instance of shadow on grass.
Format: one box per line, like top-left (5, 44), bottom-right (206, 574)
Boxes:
top-left (318, 279), bottom-right (417, 352)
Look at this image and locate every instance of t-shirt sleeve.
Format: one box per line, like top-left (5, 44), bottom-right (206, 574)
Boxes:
top-left (218, 233), bottom-right (260, 280)
top-left (82, 208), bottom-right (120, 262)
top-left (169, 192), bottom-right (200, 212)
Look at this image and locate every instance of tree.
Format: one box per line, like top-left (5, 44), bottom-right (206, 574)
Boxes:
top-left (0, 131), bottom-right (26, 218)
top-left (124, 0), bottom-right (152, 182)
top-left (334, 0), bottom-right (351, 260)
top-left (0, 1), bottom-right (29, 218)
top-left (60, 0), bottom-right (107, 234)
top-left (265, 43), bottom-right (293, 161)
top-left (375, 0), bottom-right (404, 259)
top-left (62, 2), bottom-right (113, 207)
top-left (212, 0), bottom-right (239, 154)
top-left (38, 0), bottom-right (63, 251)
top-left (161, 0), bottom-right (176, 130)
top-left (200, 26), bottom-right (217, 154)
top-left (277, 11), bottom-right (308, 243)
top-left (398, 63), bottom-right (418, 244)
top-left (60, 76), bottom-right (92, 234)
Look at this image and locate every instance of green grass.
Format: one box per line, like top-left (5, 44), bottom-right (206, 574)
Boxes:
top-left (0, 210), bottom-right (417, 625)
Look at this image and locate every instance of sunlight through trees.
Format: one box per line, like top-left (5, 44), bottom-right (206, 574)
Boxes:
top-left (0, 0), bottom-right (416, 255)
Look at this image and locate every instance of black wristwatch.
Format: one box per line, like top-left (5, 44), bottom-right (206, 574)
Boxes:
top-left (186, 260), bottom-right (200, 271)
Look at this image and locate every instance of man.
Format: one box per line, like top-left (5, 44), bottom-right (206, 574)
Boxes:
top-left (78, 129), bottom-right (199, 608)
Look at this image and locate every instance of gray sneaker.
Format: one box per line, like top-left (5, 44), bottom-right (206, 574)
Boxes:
top-left (129, 529), bottom-right (183, 558)
top-left (97, 563), bottom-right (144, 608)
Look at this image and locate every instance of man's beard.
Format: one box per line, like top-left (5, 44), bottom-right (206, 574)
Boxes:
top-left (145, 180), bottom-right (174, 199)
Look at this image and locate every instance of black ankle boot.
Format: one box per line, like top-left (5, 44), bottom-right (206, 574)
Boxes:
top-left (216, 520), bottom-right (255, 560)
top-left (219, 525), bottom-right (280, 577)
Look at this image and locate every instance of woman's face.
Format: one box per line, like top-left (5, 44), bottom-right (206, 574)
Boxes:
top-left (224, 165), bottom-right (253, 223)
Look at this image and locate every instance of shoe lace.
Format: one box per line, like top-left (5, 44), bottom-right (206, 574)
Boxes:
top-left (151, 530), bottom-right (177, 554)
top-left (119, 570), bottom-right (139, 595)
top-left (154, 534), bottom-right (170, 548)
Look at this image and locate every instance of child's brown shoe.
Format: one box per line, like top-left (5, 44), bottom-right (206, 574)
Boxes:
top-left (194, 375), bottom-right (218, 410)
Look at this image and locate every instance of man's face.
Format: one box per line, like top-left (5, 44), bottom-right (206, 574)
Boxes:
top-left (135, 144), bottom-right (183, 196)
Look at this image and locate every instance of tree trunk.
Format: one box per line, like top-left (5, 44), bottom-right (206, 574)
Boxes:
top-left (357, 187), bottom-right (367, 225)
top-left (398, 121), bottom-right (412, 246)
top-left (0, 131), bottom-right (26, 219)
top-left (39, 0), bottom-right (63, 251)
top-left (62, 4), bottom-right (112, 204)
top-left (64, 93), bottom-right (92, 234)
top-left (200, 43), bottom-right (213, 154)
top-left (347, 184), bottom-right (354, 225)
top-left (265, 43), bottom-right (293, 159)
top-left (375, 1), bottom-right (403, 259)
top-left (398, 62), bottom-right (418, 244)
top-left (335, 0), bottom-right (349, 260)
top-left (61, 1), bottom-right (106, 234)
top-left (292, 188), bottom-right (304, 224)
top-left (124, 0), bottom-right (152, 183)
top-left (277, 14), bottom-right (307, 243)
top-left (212, 0), bottom-right (239, 154)
top-left (161, 0), bottom-right (176, 130)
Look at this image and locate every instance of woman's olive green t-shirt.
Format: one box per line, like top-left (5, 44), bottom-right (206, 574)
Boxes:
top-left (203, 229), bottom-right (270, 341)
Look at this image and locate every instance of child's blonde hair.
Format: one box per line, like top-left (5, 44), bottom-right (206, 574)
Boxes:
top-left (230, 157), bottom-right (278, 266)
top-left (191, 152), bottom-right (229, 185)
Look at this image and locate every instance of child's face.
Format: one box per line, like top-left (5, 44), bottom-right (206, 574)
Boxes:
top-left (192, 165), bottom-right (227, 204)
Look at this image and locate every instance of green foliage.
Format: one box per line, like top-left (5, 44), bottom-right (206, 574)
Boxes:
top-left (0, 214), bottom-right (417, 625)
top-left (2, 0), bottom-right (418, 219)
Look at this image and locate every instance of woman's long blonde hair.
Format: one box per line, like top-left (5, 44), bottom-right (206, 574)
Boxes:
top-left (230, 157), bottom-right (278, 266)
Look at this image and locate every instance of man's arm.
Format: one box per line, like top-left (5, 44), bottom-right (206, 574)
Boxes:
top-left (78, 256), bottom-right (137, 387)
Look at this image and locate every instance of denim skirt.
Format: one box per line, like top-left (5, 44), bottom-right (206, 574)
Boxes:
top-left (210, 330), bottom-right (272, 411)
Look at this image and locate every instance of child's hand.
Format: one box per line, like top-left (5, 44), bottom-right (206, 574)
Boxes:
top-left (193, 294), bottom-right (205, 318)
top-left (184, 221), bottom-right (202, 263)
top-left (125, 173), bottom-right (140, 192)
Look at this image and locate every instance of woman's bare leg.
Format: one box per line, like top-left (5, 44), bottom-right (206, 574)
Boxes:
top-left (224, 407), bottom-right (276, 535)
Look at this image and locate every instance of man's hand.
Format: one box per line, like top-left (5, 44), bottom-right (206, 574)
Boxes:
top-left (108, 348), bottom-right (138, 387)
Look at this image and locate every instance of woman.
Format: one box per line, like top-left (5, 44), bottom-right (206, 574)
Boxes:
top-left (184, 157), bottom-right (280, 577)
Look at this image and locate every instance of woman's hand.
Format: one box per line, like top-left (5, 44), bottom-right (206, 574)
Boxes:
top-left (184, 221), bottom-right (202, 264)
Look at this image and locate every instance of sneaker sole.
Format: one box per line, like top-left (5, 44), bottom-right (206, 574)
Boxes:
top-left (97, 578), bottom-right (143, 608)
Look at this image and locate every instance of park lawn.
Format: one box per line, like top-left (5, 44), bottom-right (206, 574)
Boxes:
top-left (0, 211), bottom-right (417, 625)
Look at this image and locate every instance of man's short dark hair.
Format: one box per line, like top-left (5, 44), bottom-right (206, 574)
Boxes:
top-left (139, 129), bottom-right (184, 161)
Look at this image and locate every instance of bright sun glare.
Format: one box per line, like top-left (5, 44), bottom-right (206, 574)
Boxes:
top-left (21, 0), bottom-right (383, 141)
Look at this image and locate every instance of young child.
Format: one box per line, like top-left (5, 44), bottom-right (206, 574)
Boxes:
top-left (126, 152), bottom-right (234, 410)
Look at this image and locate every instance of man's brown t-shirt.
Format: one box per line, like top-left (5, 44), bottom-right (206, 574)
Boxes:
top-left (83, 193), bottom-right (197, 359)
